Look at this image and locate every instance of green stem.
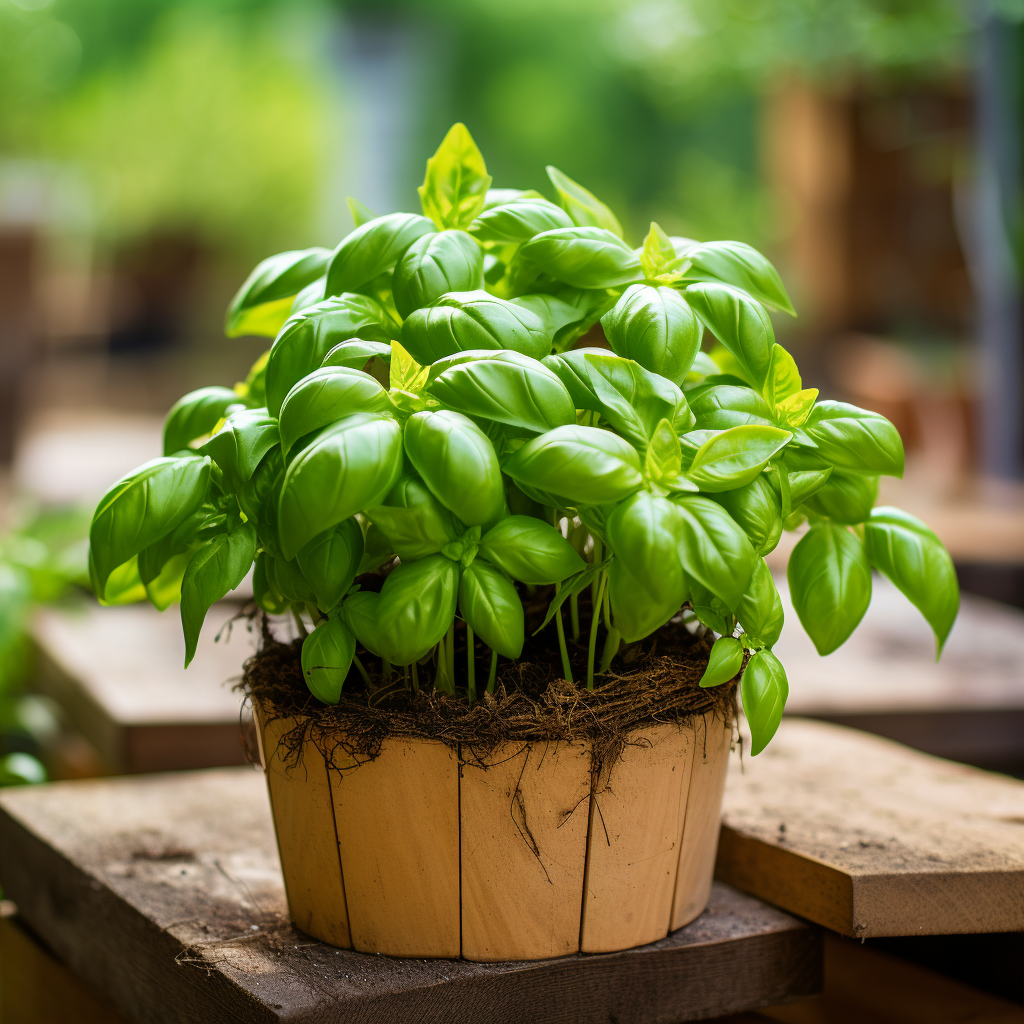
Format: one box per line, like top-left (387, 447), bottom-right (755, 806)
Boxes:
top-left (570, 590), bottom-right (580, 642)
top-left (602, 581), bottom-right (612, 631)
top-left (487, 650), bottom-right (498, 694)
top-left (351, 653), bottom-right (372, 688)
top-left (598, 627), bottom-right (621, 675)
top-left (446, 621), bottom-right (456, 683)
top-left (587, 572), bottom-right (608, 691)
top-left (291, 609), bottom-right (308, 639)
top-left (466, 624), bottom-right (476, 705)
top-left (411, 661), bottom-right (420, 693)
top-left (590, 537), bottom-right (603, 609)
top-left (554, 599), bottom-right (573, 683)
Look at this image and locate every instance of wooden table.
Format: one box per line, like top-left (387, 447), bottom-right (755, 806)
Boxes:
top-left (32, 601), bottom-right (257, 775)
top-left (717, 718), bottom-right (1024, 938)
top-left (773, 575), bottom-right (1024, 771)
top-left (0, 766), bottom-right (821, 1024)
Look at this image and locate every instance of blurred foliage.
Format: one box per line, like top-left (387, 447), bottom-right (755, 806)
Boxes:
top-left (0, 505), bottom-right (91, 787)
top-left (0, 0), bottom-right (1012, 262)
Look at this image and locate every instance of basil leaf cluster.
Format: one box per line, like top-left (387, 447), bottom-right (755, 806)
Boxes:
top-left (88, 123), bottom-right (958, 755)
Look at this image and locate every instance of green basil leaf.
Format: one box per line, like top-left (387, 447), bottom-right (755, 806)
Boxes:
top-left (607, 491), bottom-right (688, 641)
top-left (325, 213), bottom-right (435, 296)
top-left (687, 425), bottom-right (791, 492)
top-left (89, 455), bottom-right (212, 596)
top-left (470, 196), bottom-right (574, 244)
top-left (301, 616), bottom-right (355, 704)
top-left (711, 476), bottom-right (783, 556)
top-left (237, 447), bottom-right (282, 524)
top-left (92, 554), bottom-right (147, 606)
top-left (375, 553), bottom-right (460, 665)
top-left (278, 413), bottom-right (403, 559)
top-left (504, 425), bottom-right (644, 506)
top-left (478, 515), bottom-right (584, 584)
top-left (681, 241), bottom-right (795, 316)
top-left (357, 522), bottom-right (395, 575)
top-left (776, 388), bottom-right (819, 429)
top-left (265, 294), bottom-right (396, 416)
top-left (268, 553), bottom-right (316, 604)
top-left (762, 344), bottom-right (802, 409)
top-left (639, 222), bottom-right (678, 278)
top-left (278, 367), bottom-right (390, 456)
top-left (519, 227), bottom-right (641, 289)
top-left (672, 495), bottom-right (756, 610)
top-left (645, 419), bottom-right (684, 483)
top-left (788, 523), bottom-right (872, 655)
top-left (295, 517), bottom-right (364, 613)
top-left (769, 448), bottom-right (834, 508)
top-left (510, 289), bottom-right (613, 352)
top-left (687, 578), bottom-right (734, 635)
top-left (392, 229), bottom-right (484, 317)
top-left (802, 401), bottom-right (905, 477)
top-left (404, 410), bottom-right (505, 526)
top-left (253, 552), bottom-right (289, 614)
top-left (736, 559), bottom-right (784, 648)
top-left (683, 283), bottom-right (774, 390)
top-left (742, 649), bottom-right (789, 755)
top-left (180, 522), bottom-right (256, 666)
top-left (401, 290), bottom-right (550, 364)
top-left (163, 387), bottom-right (241, 455)
top-left (540, 348), bottom-right (615, 412)
top-left (459, 560), bottom-right (524, 658)
top-left (688, 384), bottom-right (774, 430)
top-left (427, 355), bottom-right (575, 434)
top-left (699, 636), bottom-right (744, 688)
top-left (341, 590), bottom-right (384, 655)
top-left (365, 474), bottom-right (460, 560)
top-left (601, 284), bottom-right (703, 385)
top-left (419, 123), bottom-right (492, 230)
top-left (137, 504), bottom-right (222, 586)
top-left (864, 507), bottom-right (959, 657)
top-left (321, 339), bottom-right (393, 372)
top-left (225, 248), bottom-right (331, 338)
top-left (545, 166), bottom-right (624, 236)
top-left (802, 470), bottom-right (878, 524)
top-left (290, 276), bottom-right (327, 316)
top-left (482, 188), bottom-right (543, 210)
top-left (141, 549), bottom-right (190, 611)
top-left (198, 409), bottom-right (279, 483)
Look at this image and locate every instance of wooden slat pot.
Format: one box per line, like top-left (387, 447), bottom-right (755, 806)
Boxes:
top-left (254, 703), bottom-right (733, 961)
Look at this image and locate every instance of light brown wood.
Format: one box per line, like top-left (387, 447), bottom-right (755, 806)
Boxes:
top-left (256, 705), bottom-right (352, 946)
top-left (672, 713), bottom-right (733, 929)
top-left (580, 723), bottom-right (694, 953)
top-left (332, 738), bottom-right (460, 957)
top-left (460, 739), bottom-right (591, 961)
top-left (717, 718), bottom-right (1024, 937)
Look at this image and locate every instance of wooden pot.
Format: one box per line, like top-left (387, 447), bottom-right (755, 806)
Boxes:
top-left (254, 705), bottom-right (732, 961)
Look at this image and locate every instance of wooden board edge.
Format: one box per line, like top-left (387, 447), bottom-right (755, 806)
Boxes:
top-left (715, 825), bottom-right (857, 937)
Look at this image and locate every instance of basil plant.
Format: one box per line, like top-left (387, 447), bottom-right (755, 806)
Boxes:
top-left (88, 124), bottom-right (959, 754)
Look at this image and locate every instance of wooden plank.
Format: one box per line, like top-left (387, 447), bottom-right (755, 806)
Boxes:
top-left (0, 766), bottom-right (821, 1024)
top-left (759, 932), bottom-right (1024, 1023)
top-left (32, 601), bottom-right (255, 774)
top-left (672, 714), bottom-right (733, 930)
top-left (460, 740), bottom-right (591, 961)
top-left (581, 723), bottom-right (694, 953)
top-left (0, 910), bottom-right (130, 1024)
top-left (717, 718), bottom-right (1024, 937)
top-left (332, 738), bottom-right (461, 957)
top-left (257, 709), bottom-right (351, 947)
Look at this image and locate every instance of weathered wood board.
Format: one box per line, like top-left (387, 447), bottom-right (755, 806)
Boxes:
top-left (32, 601), bottom-right (256, 774)
top-left (0, 766), bottom-right (821, 1024)
top-left (717, 718), bottom-right (1024, 937)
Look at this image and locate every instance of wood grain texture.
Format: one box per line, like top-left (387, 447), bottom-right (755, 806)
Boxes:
top-left (0, 766), bottom-right (821, 1024)
top-left (257, 707), bottom-right (352, 947)
top-left (718, 718), bottom-right (1024, 937)
top-left (460, 740), bottom-right (591, 961)
top-left (581, 723), bottom-right (693, 953)
top-left (332, 738), bottom-right (460, 957)
top-left (672, 714), bottom-right (733, 930)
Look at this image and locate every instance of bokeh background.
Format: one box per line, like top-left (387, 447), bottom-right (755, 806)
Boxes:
top-left (0, 0), bottom-right (1022, 785)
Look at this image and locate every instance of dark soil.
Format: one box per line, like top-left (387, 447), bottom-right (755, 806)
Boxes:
top-left (242, 582), bottom-right (737, 772)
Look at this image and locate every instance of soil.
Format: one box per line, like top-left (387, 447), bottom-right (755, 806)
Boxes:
top-left (242, 581), bottom-right (737, 772)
